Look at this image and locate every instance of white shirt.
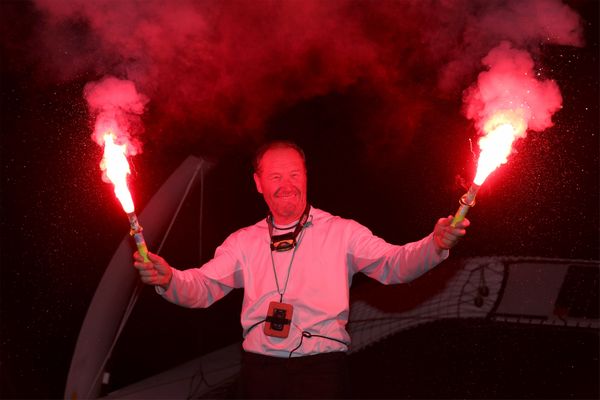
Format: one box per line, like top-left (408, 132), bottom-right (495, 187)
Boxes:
top-left (159, 207), bottom-right (448, 357)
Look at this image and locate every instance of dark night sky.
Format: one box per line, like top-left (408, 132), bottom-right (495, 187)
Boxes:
top-left (1, 0), bottom-right (598, 398)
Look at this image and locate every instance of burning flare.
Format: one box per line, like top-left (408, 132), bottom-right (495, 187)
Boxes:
top-left (100, 132), bottom-right (135, 213)
top-left (85, 76), bottom-right (151, 262)
top-left (474, 109), bottom-right (526, 185)
top-left (451, 109), bottom-right (527, 227)
top-left (99, 130), bottom-right (150, 262)
top-left (451, 42), bottom-right (563, 227)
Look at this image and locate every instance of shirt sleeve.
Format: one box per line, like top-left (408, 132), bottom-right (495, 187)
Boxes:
top-left (347, 221), bottom-right (449, 284)
top-left (156, 232), bottom-right (245, 308)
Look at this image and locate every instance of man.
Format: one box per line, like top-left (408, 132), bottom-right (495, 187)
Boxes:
top-left (133, 140), bottom-right (469, 398)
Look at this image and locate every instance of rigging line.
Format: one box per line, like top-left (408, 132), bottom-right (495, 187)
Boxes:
top-left (186, 164), bottom-right (211, 399)
top-left (456, 267), bottom-right (481, 318)
top-left (198, 162), bottom-right (205, 263)
top-left (187, 164), bottom-right (210, 399)
top-left (157, 161), bottom-right (204, 254)
top-left (86, 161), bottom-right (204, 398)
top-left (124, 161), bottom-right (203, 330)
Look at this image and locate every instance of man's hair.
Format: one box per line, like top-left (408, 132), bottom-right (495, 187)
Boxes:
top-left (253, 140), bottom-right (306, 174)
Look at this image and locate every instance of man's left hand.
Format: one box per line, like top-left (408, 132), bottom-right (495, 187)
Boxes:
top-left (433, 216), bottom-right (470, 251)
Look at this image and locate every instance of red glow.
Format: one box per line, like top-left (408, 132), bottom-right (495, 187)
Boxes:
top-left (101, 132), bottom-right (135, 213)
top-left (84, 76), bottom-right (147, 214)
top-left (474, 110), bottom-right (526, 185)
top-left (465, 42), bottom-right (563, 186)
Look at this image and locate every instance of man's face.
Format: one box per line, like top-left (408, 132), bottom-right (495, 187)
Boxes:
top-left (253, 147), bottom-right (307, 225)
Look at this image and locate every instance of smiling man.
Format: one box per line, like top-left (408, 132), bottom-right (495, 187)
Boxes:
top-left (253, 142), bottom-right (307, 226)
top-left (133, 140), bottom-right (469, 398)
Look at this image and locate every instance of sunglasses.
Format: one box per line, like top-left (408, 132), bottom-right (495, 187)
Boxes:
top-left (270, 232), bottom-right (296, 251)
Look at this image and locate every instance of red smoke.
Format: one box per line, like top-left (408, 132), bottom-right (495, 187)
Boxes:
top-left (428, 0), bottom-right (583, 93)
top-left (84, 76), bottom-right (148, 157)
top-left (31, 0), bottom-right (583, 154)
top-left (464, 41), bottom-right (563, 138)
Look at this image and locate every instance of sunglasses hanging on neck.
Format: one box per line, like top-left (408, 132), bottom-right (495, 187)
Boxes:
top-left (267, 204), bottom-right (311, 252)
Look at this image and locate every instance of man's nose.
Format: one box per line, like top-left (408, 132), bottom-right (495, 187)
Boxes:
top-left (279, 178), bottom-right (296, 191)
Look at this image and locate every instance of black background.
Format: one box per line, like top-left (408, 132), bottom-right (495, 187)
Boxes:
top-left (1, 0), bottom-right (598, 398)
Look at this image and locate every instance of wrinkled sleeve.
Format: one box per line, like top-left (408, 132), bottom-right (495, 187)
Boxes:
top-left (347, 221), bottom-right (448, 284)
top-left (156, 233), bottom-right (245, 308)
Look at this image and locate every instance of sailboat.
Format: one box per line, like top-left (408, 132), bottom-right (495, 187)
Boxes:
top-left (65, 156), bottom-right (599, 399)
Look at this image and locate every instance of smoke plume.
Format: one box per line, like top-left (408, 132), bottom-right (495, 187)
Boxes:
top-left (464, 41), bottom-right (563, 137)
top-left (30, 0), bottom-right (583, 153)
top-left (83, 76), bottom-right (148, 155)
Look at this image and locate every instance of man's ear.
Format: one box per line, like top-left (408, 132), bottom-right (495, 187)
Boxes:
top-left (253, 173), bottom-right (263, 194)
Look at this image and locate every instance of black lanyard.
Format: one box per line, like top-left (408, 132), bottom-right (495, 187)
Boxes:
top-left (269, 238), bottom-right (302, 303)
top-left (266, 204), bottom-right (311, 302)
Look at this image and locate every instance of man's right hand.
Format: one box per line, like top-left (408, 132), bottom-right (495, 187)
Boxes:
top-left (133, 251), bottom-right (173, 290)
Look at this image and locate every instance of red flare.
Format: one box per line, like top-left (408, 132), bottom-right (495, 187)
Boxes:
top-left (473, 109), bottom-right (527, 185)
top-left (100, 132), bottom-right (135, 213)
